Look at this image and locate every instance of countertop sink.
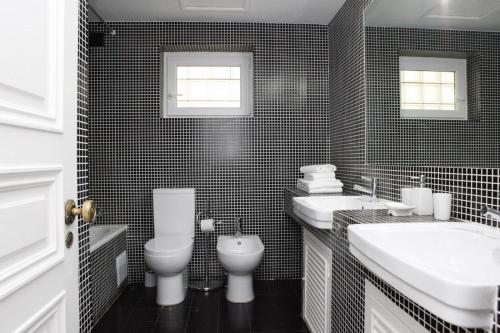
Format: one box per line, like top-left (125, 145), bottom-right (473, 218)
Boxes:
top-left (348, 222), bottom-right (500, 329)
top-left (292, 195), bottom-right (391, 229)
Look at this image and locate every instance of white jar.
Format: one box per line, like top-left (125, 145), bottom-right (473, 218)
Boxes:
top-left (433, 193), bottom-right (452, 221)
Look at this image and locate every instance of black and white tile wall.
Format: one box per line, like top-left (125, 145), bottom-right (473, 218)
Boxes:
top-left (77, 0), bottom-right (92, 332)
top-left (88, 22), bottom-right (330, 283)
top-left (328, 0), bottom-right (500, 331)
top-left (365, 26), bottom-right (500, 166)
top-left (91, 229), bottom-right (127, 325)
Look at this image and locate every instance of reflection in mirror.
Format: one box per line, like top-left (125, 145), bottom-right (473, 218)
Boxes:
top-left (364, 0), bottom-right (500, 166)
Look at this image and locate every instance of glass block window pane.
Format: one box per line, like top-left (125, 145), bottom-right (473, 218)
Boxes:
top-left (176, 66), bottom-right (241, 108)
top-left (400, 70), bottom-right (456, 111)
top-left (162, 52), bottom-right (253, 118)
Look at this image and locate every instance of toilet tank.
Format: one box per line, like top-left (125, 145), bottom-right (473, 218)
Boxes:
top-left (153, 188), bottom-right (195, 238)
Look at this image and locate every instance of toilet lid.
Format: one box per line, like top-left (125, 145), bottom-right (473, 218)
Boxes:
top-left (144, 236), bottom-right (193, 255)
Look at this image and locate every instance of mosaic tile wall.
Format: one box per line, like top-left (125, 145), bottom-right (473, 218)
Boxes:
top-left (91, 229), bottom-right (127, 325)
top-left (77, 0), bottom-right (92, 332)
top-left (365, 26), bottom-right (500, 166)
top-left (327, 0), bottom-right (500, 331)
top-left (88, 22), bottom-right (330, 283)
top-left (328, 0), bottom-right (371, 193)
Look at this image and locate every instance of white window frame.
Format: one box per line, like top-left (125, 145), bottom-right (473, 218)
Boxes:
top-left (399, 56), bottom-right (467, 120)
top-left (161, 52), bottom-right (253, 118)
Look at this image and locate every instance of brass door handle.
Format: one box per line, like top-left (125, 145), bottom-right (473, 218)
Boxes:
top-left (65, 199), bottom-right (97, 224)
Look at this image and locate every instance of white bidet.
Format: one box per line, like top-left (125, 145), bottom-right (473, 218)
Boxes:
top-left (217, 235), bottom-right (264, 303)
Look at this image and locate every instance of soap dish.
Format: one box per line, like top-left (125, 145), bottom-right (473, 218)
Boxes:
top-left (383, 202), bottom-right (415, 217)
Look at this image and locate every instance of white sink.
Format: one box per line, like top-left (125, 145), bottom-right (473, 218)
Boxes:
top-left (348, 222), bottom-right (500, 329)
top-left (292, 196), bottom-right (390, 229)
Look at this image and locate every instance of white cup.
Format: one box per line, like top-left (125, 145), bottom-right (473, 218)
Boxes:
top-left (433, 193), bottom-right (452, 221)
top-left (401, 188), bottom-right (414, 206)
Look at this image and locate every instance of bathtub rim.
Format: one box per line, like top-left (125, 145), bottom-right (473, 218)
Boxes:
top-left (89, 224), bottom-right (127, 253)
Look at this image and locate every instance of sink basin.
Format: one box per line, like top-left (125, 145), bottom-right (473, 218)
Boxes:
top-left (292, 196), bottom-right (390, 229)
top-left (348, 222), bottom-right (500, 329)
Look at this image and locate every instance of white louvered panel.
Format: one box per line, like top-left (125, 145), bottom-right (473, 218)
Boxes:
top-left (365, 281), bottom-right (429, 333)
top-left (303, 230), bottom-right (332, 333)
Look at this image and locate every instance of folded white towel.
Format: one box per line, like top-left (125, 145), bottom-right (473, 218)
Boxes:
top-left (297, 182), bottom-right (343, 194)
top-left (297, 178), bottom-right (343, 189)
top-left (300, 164), bottom-right (337, 174)
top-left (304, 172), bottom-right (336, 181)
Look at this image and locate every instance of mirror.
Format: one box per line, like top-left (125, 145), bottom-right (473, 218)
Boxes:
top-left (364, 0), bottom-right (500, 166)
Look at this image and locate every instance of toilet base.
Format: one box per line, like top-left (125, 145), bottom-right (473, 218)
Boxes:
top-left (226, 274), bottom-right (254, 303)
top-left (156, 272), bottom-right (187, 306)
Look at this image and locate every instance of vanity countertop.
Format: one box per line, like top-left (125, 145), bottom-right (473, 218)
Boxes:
top-left (283, 187), bottom-right (490, 332)
top-left (284, 187), bottom-right (448, 232)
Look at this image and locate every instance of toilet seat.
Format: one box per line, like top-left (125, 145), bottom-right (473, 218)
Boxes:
top-left (144, 236), bottom-right (193, 256)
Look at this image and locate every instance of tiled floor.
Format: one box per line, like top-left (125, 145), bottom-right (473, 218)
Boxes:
top-left (92, 280), bottom-right (309, 333)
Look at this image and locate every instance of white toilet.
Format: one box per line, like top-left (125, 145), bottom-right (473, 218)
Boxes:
top-left (144, 188), bottom-right (195, 306)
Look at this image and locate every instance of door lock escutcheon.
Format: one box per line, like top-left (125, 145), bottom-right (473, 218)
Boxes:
top-left (65, 199), bottom-right (97, 224)
top-left (66, 232), bottom-right (74, 248)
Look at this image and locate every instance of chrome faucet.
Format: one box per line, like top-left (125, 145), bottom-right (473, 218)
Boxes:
top-left (481, 206), bottom-right (500, 221)
top-left (353, 176), bottom-right (378, 200)
top-left (234, 217), bottom-right (243, 237)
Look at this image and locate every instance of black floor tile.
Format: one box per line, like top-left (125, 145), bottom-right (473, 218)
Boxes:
top-left (92, 321), bottom-right (156, 333)
top-left (249, 315), bottom-right (283, 333)
top-left (219, 319), bottom-right (251, 333)
top-left (278, 316), bottom-right (308, 331)
top-left (271, 292), bottom-right (301, 306)
top-left (122, 284), bottom-right (149, 299)
top-left (273, 303), bottom-right (302, 317)
top-left (219, 303), bottom-right (250, 333)
top-left (135, 296), bottom-right (162, 308)
top-left (128, 307), bottom-right (161, 322)
top-left (92, 280), bottom-right (308, 333)
top-left (185, 317), bottom-right (218, 333)
top-left (191, 292), bottom-right (221, 308)
top-left (190, 304), bottom-right (218, 319)
top-left (99, 306), bottom-right (133, 323)
top-left (246, 298), bottom-right (276, 318)
top-left (158, 303), bottom-right (190, 322)
top-left (122, 322), bottom-right (156, 333)
top-left (153, 320), bottom-right (187, 333)
top-left (111, 295), bottom-right (139, 309)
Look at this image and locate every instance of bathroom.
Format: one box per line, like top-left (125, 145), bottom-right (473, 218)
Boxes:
top-left (1, 0), bottom-right (500, 332)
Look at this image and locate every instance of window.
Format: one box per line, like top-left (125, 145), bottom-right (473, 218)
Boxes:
top-left (399, 56), bottom-right (467, 120)
top-left (161, 52), bottom-right (253, 117)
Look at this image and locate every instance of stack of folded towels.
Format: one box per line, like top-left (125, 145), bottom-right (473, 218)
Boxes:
top-left (297, 164), bottom-right (343, 193)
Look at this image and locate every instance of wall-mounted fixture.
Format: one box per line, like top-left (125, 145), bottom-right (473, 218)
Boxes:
top-left (179, 0), bottom-right (249, 12)
top-left (89, 4), bottom-right (116, 36)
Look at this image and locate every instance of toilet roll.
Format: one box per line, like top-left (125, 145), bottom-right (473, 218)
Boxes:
top-left (200, 219), bottom-right (215, 232)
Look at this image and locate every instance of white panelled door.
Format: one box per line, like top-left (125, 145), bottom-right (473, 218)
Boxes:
top-left (0, 0), bottom-right (79, 332)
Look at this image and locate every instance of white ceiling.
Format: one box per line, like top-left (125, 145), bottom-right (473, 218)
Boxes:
top-left (88, 0), bottom-right (346, 24)
top-left (365, 0), bottom-right (500, 31)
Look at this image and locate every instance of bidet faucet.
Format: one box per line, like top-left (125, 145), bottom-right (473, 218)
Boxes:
top-left (481, 206), bottom-right (500, 221)
top-left (353, 176), bottom-right (378, 200)
top-left (234, 217), bottom-right (243, 237)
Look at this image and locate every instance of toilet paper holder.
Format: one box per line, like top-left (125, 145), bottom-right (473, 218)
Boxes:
top-left (196, 211), bottom-right (223, 231)
top-left (189, 204), bottom-right (225, 292)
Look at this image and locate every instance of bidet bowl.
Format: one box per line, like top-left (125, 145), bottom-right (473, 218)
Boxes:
top-left (217, 235), bottom-right (264, 303)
